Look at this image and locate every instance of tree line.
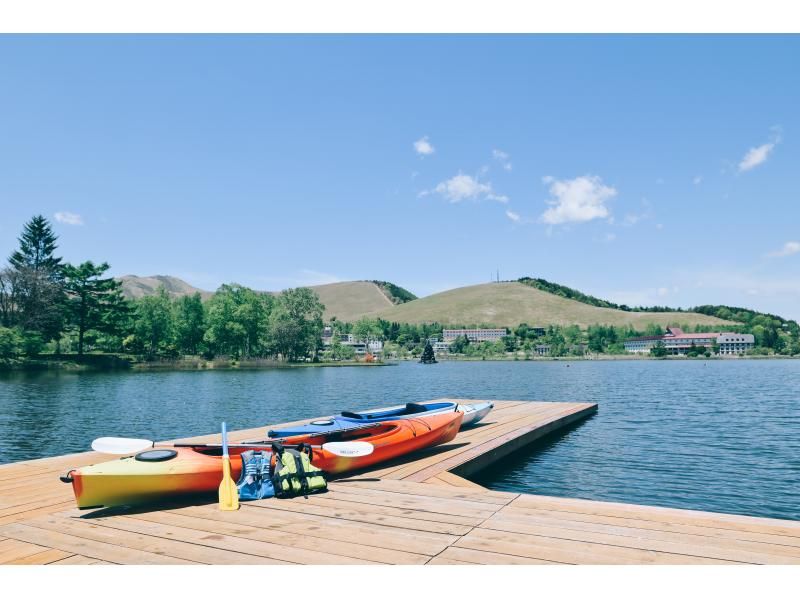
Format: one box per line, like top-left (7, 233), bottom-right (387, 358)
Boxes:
top-left (329, 318), bottom-right (800, 357)
top-left (0, 216), bottom-right (324, 362)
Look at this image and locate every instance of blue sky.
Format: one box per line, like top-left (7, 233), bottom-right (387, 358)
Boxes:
top-left (1, 35), bottom-right (799, 319)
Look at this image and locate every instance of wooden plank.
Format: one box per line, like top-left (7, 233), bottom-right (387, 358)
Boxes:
top-left (324, 485), bottom-right (501, 519)
top-left (4, 548), bottom-right (73, 565)
top-left (262, 494), bottom-right (486, 528)
top-left (0, 501), bottom-right (76, 526)
top-left (207, 495), bottom-right (475, 535)
top-left (334, 478), bottom-right (514, 505)
top-left (436, 472), bottom-right (486, 490)
top-left (511, 494), bottom-right (800, 538)
top-left (457, 528), bottom-right (737, 565)
top-left (434, 545), bottom-right (555, 565)
top-left (504, 503), bottom-right (800, 549)
top-left (150, 505), bottom-right (430, 564)
top-left (0, 538), bottom-right (53, 564)
top-left (82, 511), bottom-right (370, 565)
top-left (482, 511), bottom-right (800, 565)
top-left (0, 523), bottom-right (192, 565)
top-left (23, 514), bottom-right (285, 565)
top-left (49, 554), bottom-right (108, 565)
top-left (226, 503), bottom-right (458, 555)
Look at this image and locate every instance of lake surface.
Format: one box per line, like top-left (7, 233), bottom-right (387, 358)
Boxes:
top-left (1, 360), bottom-right (798, 521)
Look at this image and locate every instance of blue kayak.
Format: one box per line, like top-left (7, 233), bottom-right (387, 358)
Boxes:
top-left (268, 401), bottom-right (457, 438)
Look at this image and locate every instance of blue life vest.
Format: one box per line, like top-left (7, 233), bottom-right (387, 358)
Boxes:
top-left (236, 450), bottom-right (275, 501)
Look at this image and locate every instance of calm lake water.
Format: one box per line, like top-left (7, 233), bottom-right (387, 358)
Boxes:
top-left (1, 360), bottom-right (798, 521)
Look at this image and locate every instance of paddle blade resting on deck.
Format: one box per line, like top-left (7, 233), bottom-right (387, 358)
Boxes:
top-left (91, 437), bottom-right (153, 454)
top-left (218, 422), bottom-right (239, 511)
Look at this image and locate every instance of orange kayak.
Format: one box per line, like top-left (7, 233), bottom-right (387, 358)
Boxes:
top-left (65, 411), bottom-right (462, 509)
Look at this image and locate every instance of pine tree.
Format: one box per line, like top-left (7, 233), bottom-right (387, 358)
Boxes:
top-left (4, 215), bottom-right (66, 342)
top-left (420, 341), bottom-right (437, 364)
top-left (9, 215), bottom-right (63, 276)
top-left (63, 261), bottom-right (128, 355)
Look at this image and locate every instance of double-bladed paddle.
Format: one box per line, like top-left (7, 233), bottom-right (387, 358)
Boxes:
top-left (90, 437), bottom-right (375, 458)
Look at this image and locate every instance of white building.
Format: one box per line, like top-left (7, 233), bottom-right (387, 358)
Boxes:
top-left (717, 333), bottom-right (755, 356)
top-left (443, 328), bottom-right (507, 342)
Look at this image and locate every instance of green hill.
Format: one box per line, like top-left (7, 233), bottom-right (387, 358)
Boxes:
top-left (373, 282), bottom-right (735, 328)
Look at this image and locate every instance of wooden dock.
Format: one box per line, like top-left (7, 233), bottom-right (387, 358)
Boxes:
top-left (2, 399), bottom-right (800, 565)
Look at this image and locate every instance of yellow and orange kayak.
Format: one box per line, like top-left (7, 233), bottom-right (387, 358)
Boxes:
top-left (64, 411), bottom-right (462, 509)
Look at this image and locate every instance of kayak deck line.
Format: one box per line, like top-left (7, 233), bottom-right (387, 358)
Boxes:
top-left (2, 399), bottom-right (800, 565)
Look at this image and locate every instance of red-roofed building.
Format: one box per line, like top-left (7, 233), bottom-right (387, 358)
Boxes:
top-left (624, 327), bottom-right (754, 356)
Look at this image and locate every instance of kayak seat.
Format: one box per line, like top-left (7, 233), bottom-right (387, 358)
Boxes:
top-left (340, 411), bottom-right (364, 419)
top-left (404, 403), bottom-right (429, 414)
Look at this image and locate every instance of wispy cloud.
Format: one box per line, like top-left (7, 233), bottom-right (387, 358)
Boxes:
top-left (492, 148), bottom-right (512, 171)
top-left (539, 175), bottom-right (617, 225)
top-left (767, 241), bottom-right (800, 258)
top-left (426, 173), bottom-right (508, 204)
top-left (738, 129), bottom-right (781, 172)
top-left (505, 210), bottom-right (521, 222)
top-left (413, 136), bottom-right (435, 156)
top-left (692, 175), bottom-right (703, 185)
top-left (54, 211), bottom-right (84, 226)
top-left (620, 199), bottom-right (653, 227)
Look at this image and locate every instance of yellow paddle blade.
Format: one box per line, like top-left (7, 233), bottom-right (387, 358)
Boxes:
top-left (218, 456), bottom-right (239, 511)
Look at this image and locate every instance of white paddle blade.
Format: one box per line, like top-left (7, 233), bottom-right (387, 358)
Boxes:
top-left (91, 437), bottom-right (154, 454)
top-left (321, 441), bottom-right (374, 457)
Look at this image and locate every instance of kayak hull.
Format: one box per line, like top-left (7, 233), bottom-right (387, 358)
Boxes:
top-left (268, 400), bottom-right (458, 439)
top-left (458, 401), bottom-right (493, 427)
top-left (67, 411), bottom-right (463, 509)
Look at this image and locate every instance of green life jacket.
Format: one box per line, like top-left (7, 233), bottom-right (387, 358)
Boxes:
top-left (270, 442), bottom-right (327, 498)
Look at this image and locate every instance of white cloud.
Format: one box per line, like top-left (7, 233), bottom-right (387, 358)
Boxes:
top-left (738, 130), bottom-right (781, 172)
top-left (492, 148), bottom-right (512, 171)
top-left (429, 173), bottom-right (507, 204)
top-left (54, 211), bottom-right (84, 225)
top-left (505, 210), bottom-right (521, 222)
top-left (492, 149), bottom-right (509, 161)
top-left (768, 241), bottom-right (800, 258)
top-left (539, 175), bottom-right (617, 225)
top-left (413, 136), bottom-right (435, 156)
top-left (693, 175), bottom-right (703, 185)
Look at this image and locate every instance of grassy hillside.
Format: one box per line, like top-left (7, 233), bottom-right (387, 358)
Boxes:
top-left (306, 281), bottom-right (394, 322)
top-left (118, 275), bottom-right (213, 300)
top-left (373, 282), bottom-right (735, 328)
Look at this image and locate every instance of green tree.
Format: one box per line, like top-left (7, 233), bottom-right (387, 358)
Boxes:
top-left (63, 261), bottom-right (128, 355)
top-left (267, 288), bottom-right (324, 361)
top-left (174, 292), bottom-right (206, 354)
top-left (9, 215), bottom-right (63, 274)
top-left (650, 341), bottom-right (667, 357)
top-left (133, 288), bottom-right (175, 358)
top-left (3, 215), bottom-right (66, 342)
top-left (204, 284), bottom-right (273, 358)
top-left (420, 341), bottom-right (437, 364)
top-left (0, 326), bottom-right (22, 358)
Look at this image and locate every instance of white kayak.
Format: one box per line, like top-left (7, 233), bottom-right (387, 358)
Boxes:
top-left (457, 401), bottom-right (493, 427)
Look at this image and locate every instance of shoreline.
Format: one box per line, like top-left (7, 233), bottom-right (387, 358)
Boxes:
top-left (2, 352), bottom-right (796, 373)
top-left (0, 355), bottom-right (394, 373)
